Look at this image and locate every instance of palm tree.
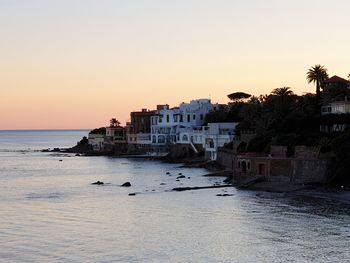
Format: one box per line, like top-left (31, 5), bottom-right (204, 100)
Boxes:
top-left (271, 86), bottom-right (294, 106)
top-left (110, 118), bottom-right (120, 127)
top-left (271, 87), bottom-right (293, 97)
top-left (306, 65), bottom-right (328, 105)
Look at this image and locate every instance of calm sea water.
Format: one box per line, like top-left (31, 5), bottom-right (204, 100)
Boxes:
top-left (0, 130), bottom-right (349, 263)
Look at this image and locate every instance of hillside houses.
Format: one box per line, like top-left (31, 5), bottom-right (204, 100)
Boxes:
top-left (88, 99), bottom-right (237, 160)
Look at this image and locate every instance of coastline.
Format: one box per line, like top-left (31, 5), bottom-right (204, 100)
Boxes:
top-left (46, 146), bottom-right (350, 202)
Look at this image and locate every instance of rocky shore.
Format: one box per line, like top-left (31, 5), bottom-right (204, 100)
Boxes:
top-left (46, 143), bottom-right (348, 197)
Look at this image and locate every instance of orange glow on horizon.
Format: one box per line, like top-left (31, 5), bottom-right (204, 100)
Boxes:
top-left (1, 1), bottom-right (350, 130)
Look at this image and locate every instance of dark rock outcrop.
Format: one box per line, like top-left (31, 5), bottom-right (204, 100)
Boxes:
top-left (216, 194), bottom-right (233, 197)
top-left (121, 182), bottom-right (131, 187)
top-left (92, 181), bottom-right (104, 185)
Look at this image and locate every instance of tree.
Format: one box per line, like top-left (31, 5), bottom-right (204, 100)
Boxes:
top-left (227, 92), bottom-right (251, 103)
top-left (306, 64), bottom-right (328, 105)
top-left (348, 73), bottom-right (350, 81)
top-left (110, 118), bottom-right (120, 127)
top-left (271, 87), bottom-right (293, 97)
top-left (89, 127), bottom-right (106, 135)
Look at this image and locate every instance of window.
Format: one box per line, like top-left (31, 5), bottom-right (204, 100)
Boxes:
top-left (182, 134), bottom-right (188, 141)
top-left (187, 114), bottom-right (190, 122)
top-left (166, 115), bottom-right (169, 123)
top-left (180, 114), bottom-right (183, 122)
top-left (158, 135), bottom-right (165, 143)
top-left (193, 114), bottom-right (196, 120)
top-left (200, 114), bottom-right (203, 120)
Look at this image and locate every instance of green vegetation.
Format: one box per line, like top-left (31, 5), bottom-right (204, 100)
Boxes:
top-left (306, 64), bottom-right (328, 105)
top-left (89, 127), bottom-right (106, 135)
top-left (212, 66), bottom-right (350, 187)
top-left (110, 118), bottom-right (121, 127)
top-left (78, 136), bottom-right (88, 146)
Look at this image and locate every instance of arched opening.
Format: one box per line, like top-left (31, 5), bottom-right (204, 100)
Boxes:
top-left (242, 161), bottom-right (247, 173)
top-left (182, 134), bottom-right (188, 141)
top-left (158, 135), bottom-right (165, 143)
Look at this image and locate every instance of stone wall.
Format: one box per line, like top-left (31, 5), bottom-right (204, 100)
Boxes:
top-left (291, 159), bottom-right (328, 184)
top-left (233, 155), bottom-right (329, 184)
top-left (217, 148), bottom-right (234, 170)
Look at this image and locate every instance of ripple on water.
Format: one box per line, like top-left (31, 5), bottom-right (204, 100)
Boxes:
top-left (25, 192), bottom-right (65, 200)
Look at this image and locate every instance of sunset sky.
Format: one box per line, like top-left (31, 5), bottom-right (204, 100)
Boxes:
top-left (1, 0), bottom-right (350, 130)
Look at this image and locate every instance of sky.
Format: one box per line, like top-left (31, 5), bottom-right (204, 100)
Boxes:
top-left (1, 0), bottom-right (350, 130)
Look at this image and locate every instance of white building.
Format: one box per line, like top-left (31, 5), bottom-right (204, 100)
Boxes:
top-left (203, 122), bottom-right (237, 160)
top-left (105, 126), bottom-right (127, 145)
top-left (321, 100), bottom-right (350, 115)
top-left (320, 99), bottom-right (350, 133)
top-left (150, 99), bottom-right (218, 146)
top-left (88, 134), bottom-right (105, 151)
top-left (178, 122), bottom-right (237, 160)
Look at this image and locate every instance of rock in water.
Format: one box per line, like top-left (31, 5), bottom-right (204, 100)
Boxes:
top-left (177, 175), bottom-right (186, 179)
top-left (128, 193), bottom-right (136, 196)
top-left (121, 182), bottom-right (131, 187)
top-left (216, 194), bottom-right (233, 197)
top-left (166, 172), bottom-right (171, 175)
top-left (92, 181), bottom-right (104, 185)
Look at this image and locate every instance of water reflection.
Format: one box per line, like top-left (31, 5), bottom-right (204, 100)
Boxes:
top-left (0, 150), bottom-right (349, 262)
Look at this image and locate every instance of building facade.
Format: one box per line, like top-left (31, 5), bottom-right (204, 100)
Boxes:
top-left (150, 99), bottom-right (218, 147)
top-left (126, 109), bottom-right (156, 146)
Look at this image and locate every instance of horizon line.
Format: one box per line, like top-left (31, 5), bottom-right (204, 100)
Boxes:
top-left (0, 129), bottom-right (92, 132)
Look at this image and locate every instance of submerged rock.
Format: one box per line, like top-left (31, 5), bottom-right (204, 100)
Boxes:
top-left (166, 172), bottom-right (171, 175)
top-left (216, 194), bottom-right (233, 197)
top-left (121, 182), bottom-right (131, 187)
top-left (92, 181), bottom-right (104, 185)
top-left (160, 183), bottom-right (166, 185)
top-left (177, 175), bottom-right (186, 179)
top-left (128, 192), bottom-right (136, 196)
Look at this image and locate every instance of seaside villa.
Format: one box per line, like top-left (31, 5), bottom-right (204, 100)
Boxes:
top-left (87, 98), bottom-right (238, 160)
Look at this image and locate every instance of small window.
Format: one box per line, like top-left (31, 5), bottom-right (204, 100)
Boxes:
top-left (166, 115), bottom-right (169, 123)
top-left (200, 114), bottom-right (203, 120)
top-left (193, 114), bottom-right (196, 120)
top-left (180, 115), bottom-right (183, 122)
top-left (187, 114), bottom-right (190, 122)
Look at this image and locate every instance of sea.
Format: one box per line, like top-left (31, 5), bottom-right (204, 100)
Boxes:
top-left (0, 130), bottom-right (349, 263)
